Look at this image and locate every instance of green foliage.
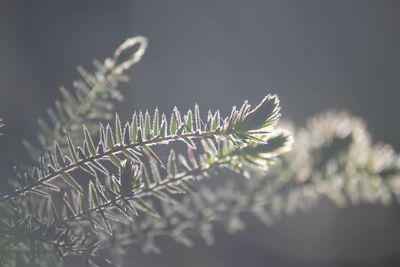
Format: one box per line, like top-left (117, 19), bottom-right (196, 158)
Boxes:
top-left (0, 36), bottom-right (399, 267)
top-left (2, 95), bottom-right (286, 214)
top-left (0, 37), bottom-right (291, 266)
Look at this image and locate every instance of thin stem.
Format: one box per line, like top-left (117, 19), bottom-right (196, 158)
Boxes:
top-left (60, 161), bottom-right (223, 224)
top-left (1, 131), bottom-right (220, 202)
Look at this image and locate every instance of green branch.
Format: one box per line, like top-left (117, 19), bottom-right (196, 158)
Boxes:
top-left (1, 131), bottom-right (213, 202)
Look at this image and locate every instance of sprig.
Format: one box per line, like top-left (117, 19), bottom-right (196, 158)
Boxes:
top-left (1, 95), bottom-right (281, 203)
top-left (0, 93), bottom-right (286, 262)
top-left (24, 36), bottom-right (148, 158)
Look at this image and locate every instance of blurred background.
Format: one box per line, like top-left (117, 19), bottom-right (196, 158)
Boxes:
top-left (1, 0), bottom-right (400, 266)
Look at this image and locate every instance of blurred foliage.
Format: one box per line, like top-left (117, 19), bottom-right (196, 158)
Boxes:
top-left (98, 112), bottom-right (400, 265)
top-left (0, 36), bottom-right (399, 267)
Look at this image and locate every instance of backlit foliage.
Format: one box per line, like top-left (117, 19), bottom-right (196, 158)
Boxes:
top-left (0, 37), bottom-right (399, 267)
top-left (0, 37), bottom-right (289, 266)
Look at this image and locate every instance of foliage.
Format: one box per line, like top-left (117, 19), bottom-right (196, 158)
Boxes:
top-left (0, 36), bottom-right (399, 267)
top-left (0, 37), bottom-right (289, 266)
top-left (93, 112), bottom-right (400, 263)
top-left (23, 36), bottom-right (148, 159)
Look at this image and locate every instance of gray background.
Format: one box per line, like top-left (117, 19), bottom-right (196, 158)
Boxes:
top-left (1, 1), bottom-right (400, 266)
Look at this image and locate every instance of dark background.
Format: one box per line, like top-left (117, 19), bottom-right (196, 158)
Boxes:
top-left (1, 1), bottom-right (400, 266)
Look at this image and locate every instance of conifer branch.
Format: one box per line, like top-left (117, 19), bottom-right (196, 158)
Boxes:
top-left (2, 34), bottom-right (398, 267)
top-left (25, 37), bottom-right (148, 156)
top-left (2, 94), bottom-right (281, 203)
top-left (1, 131), bottom-right (212, 202)
top-left (1, 37), bottom-right (288, 265)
